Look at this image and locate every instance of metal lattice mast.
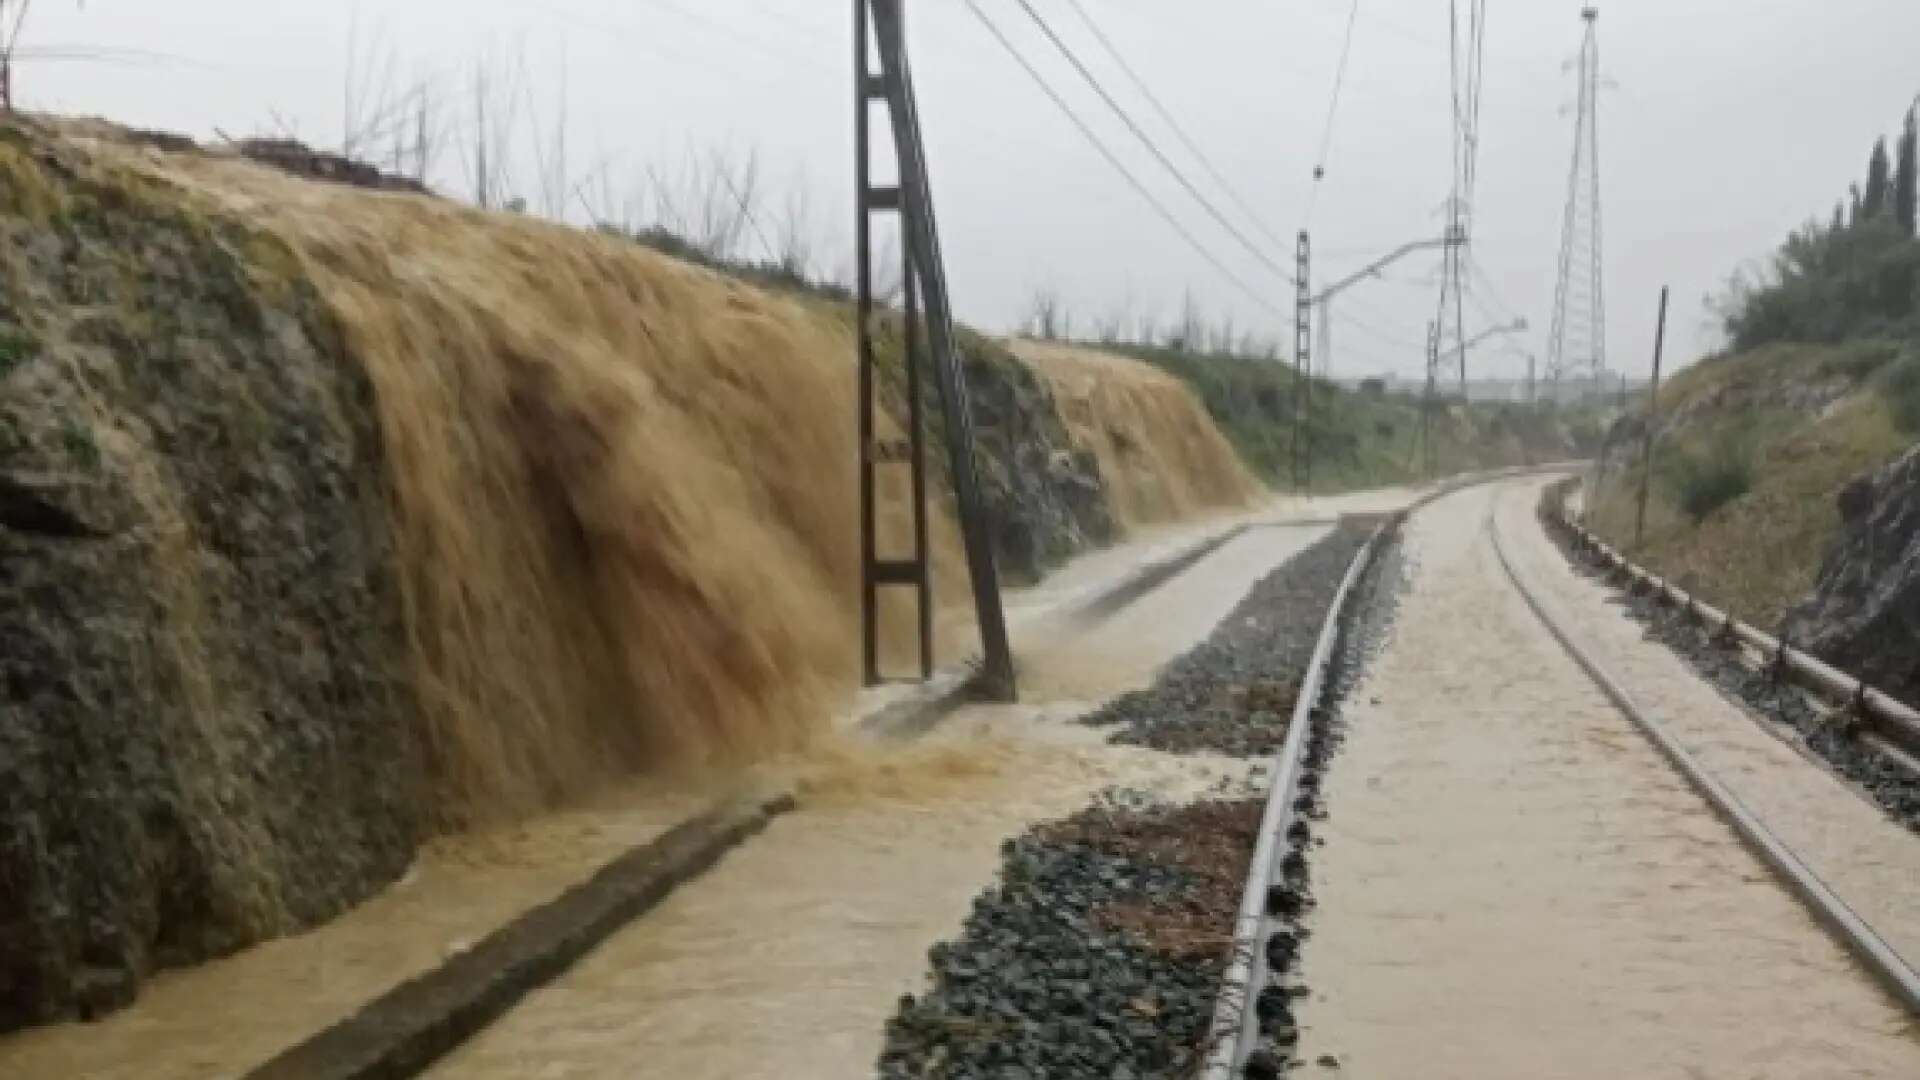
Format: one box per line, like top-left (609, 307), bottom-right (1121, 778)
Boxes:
top-left (1546, 7), bottom-right (1606, 399)
top-left (855, 0), bottom-right (1015, 699)
top-left (1291, 231), bottom-right (1313, 491)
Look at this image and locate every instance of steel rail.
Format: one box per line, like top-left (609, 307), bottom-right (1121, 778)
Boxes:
top-left (1199, 463), bottom-right (1583, 1077)
top-left (1490, 487), bottom-right (1920, 1018)
top-left (1551, 484), bottom-right (1920, 759)
top-left (1200, 521), bottom-right (1385, 1080)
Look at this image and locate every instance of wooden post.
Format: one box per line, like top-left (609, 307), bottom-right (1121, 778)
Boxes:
top-left (1634, 286), bottom-right (1670, 547)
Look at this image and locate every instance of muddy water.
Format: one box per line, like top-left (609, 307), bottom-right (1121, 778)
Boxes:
top-left (432, 521), bottom-right (1336, 1078)
top-left (432, 726), bottom-right (1255, 1079)
top-left (1014, 522), bottom-right (1329, 702)
top-left (1496, 477), bottom-right (1920, 1008)
top-left (0, 498), bottom-right (1336, 1078)
top-left (1300, 482), bottom-right (1920, 1079)
top-left (0, 785), bottom-right (714, 1080)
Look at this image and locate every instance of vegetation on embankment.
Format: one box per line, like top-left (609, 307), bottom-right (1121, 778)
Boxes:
top-left (1081, 337), bottom-right (1603, 491)
top-left (1584, 97), bottom-right (1920, 635)
top-left (1584, 341), bottom-right (1917, 628)
top-left (1010, 340), bottom-right (1262, 529)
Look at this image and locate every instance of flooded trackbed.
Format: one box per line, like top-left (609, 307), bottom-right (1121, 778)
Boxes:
top-left (424, 515), bottom-right (1342, 1079)
top-left (1293, 479), bottom-right (1920, 1079)
top-left (1538, 495), bottom-right (1920, 830)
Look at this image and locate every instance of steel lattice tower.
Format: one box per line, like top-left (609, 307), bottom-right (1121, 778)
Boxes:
top-left (1546, 7), bottom-right (1606, 400)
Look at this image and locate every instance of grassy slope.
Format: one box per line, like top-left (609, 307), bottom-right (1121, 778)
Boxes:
top-left (1091, 341), bottom-right (1604, 491)
top-left (1584, 341), bottom-right (1918, 627)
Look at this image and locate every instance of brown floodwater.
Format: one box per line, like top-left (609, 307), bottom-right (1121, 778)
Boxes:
top-left (430, 723), bottom-right (1256, 1079)
top-left (429, 516), bottom-right (1341, 1078)
top-left (1298, 480), bottom-right (1920, 1079)
top-left (0, 496), bottom-right (1343, 1079)
top-left (0, 783), bottom-right (715, 1080)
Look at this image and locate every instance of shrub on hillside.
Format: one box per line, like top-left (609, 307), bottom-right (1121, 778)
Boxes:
top-left (1713, 103), bottom-right (1920, 352)
top-left (1885, 350), bottom-right (1920, 434)
top-left (1665, 437), bottom-right (1756, 522)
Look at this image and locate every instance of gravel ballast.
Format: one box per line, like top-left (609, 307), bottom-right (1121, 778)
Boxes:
top-left (878, 524), bottom-right (1403, 1078)
top-left (877, 794), bottom-right (1260, 1079)
top-left (1085, 525), bottom-right (1376, 757)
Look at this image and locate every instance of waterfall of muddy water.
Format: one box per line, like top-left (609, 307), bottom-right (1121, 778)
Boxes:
top-left (1011, 340), bottom-right (1262, 530)
top-left (1297, 482), bottom-right (1920, 1079)
top-left (65, 130), bottom-right (970, 827)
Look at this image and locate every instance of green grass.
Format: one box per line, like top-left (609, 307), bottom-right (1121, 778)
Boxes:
top-left (1883, 349), bottom-right (1920, 434)
top-left (1083, 339), bottom-right (1599, 492)
top-left (0, 324), bottom-right (37, 375)
top-left (1665, 433), bottom-right (1755, 522)
top-left (60, 415), bottom-right (100, 471)
top-left (1587, 342), bottom-right (1914, 627)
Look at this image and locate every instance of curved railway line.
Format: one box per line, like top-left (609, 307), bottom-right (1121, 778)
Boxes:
top-left (11, 470), bottom-right (1919, 1079)
top-left (1208, 473), bottom-right (1920, 1077)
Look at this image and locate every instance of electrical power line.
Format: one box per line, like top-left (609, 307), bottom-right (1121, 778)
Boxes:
top-left (1331, 307), bottom-right (1430, 352)
top-left (1305, 0), bottom-right (1361, 223)
top-left (1006, 0), bottom-right (1297, 285)
top-left (960, 0), bottom-right (1288, 318)
top-left (1059, 0), bottom-right (1292, 253)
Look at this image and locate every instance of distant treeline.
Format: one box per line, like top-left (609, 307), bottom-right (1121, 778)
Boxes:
top-left (1717, 101), bottom-right (1920, 351)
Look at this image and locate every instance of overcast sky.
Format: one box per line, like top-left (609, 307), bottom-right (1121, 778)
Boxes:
top-left (15, 0), bottom-right (1920, 382)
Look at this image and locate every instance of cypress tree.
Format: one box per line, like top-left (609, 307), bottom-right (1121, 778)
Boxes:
top-left (1864, 137), bottom-right (1892, 220)
top-left (1896, 107), bottom-right (1918, 236)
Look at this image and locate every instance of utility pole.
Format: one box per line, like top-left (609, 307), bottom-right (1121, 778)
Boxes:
top-left (1634, 286), bottom-right (1670, 547)
top-left (1547, 7), bottom-right (1608, 392)
top-left (1422, 319), bottom-right (1439, 480)
top-left (1526, 354), bottom-right (1538, 405)
top-left (1292, 230), bottom-right (1312, 491)
top-left (854, 0), bottom-right (1014, 699)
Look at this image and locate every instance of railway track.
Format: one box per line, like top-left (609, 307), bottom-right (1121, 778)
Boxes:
top-left (1205, 474), bottom-right (1920, 1077)
top-left (1487, 486), bottom-right (1920, 1016)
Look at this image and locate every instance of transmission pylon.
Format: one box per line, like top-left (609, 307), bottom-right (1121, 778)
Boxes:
top-left (1435, 0), bottom-right (1487, 414)
top-left (1546, 7), bottom-right (1607, 403)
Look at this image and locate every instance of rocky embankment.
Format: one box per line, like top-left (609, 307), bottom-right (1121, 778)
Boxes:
top-left (0, 120), bottom-right (419, 1031)
top-left (1789, 444), bottom-right (1920, 708)
top-left (0, 116), bottom-right (1263, 1031)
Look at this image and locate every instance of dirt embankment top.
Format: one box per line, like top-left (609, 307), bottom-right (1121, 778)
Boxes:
top-left (1010, 339), bottom-right (1263, 529)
